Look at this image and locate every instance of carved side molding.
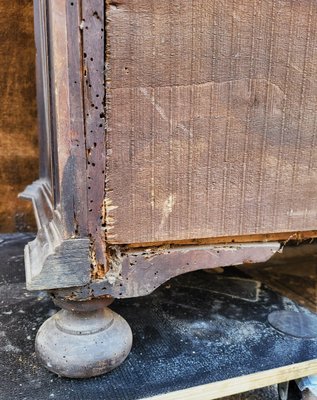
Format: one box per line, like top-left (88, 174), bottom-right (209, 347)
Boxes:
top-left (19, 179), bottom-right (90, 291)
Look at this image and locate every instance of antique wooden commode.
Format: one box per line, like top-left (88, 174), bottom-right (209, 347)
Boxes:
top-left (22, 0), bottom-right (317, 378)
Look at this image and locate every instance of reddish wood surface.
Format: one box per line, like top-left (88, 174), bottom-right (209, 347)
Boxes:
top-left (0, 0), bottom-right (37, 232)
top-left (105, 0), bottom-right (317, 245)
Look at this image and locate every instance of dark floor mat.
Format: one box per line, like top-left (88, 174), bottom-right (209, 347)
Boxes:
top-left (0, 234), bottom-right (316, 400)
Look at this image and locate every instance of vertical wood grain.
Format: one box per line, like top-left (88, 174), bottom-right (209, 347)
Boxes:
top-left (82, 0), bottom-right (107, 266)
top-left (47, 0), bottom-right (88, 238)
top-left (105, 0), bottom-right (317, 244)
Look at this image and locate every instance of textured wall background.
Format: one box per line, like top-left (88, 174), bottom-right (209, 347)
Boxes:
top-left (0, 0), bottom-right (38, 232)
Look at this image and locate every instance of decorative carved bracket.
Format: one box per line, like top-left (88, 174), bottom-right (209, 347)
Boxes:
top-left (55, 242), bottom-right (280, 301)
top-left (19, 179), bottom-right (90, 290)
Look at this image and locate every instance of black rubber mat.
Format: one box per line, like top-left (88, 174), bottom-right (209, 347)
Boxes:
top-left (0, 234), bottom-right (316, 400)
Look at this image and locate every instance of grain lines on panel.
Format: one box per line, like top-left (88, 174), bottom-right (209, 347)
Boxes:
top-left (106, 0), bottom-right (317, 244)
top-left (82, 0), bottom-right (107, 267)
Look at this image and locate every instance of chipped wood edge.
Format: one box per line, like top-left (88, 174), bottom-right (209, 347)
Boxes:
top-left (18, 1), bottom-right (94, 291)
top-left (125, 231), bottom-right (317, 249)
top-left (141, 359), bottom-right (317, 400)
top-left (19, 179), bottom-right (91, 291)
top-left (55, 242), bottom-right (280, 300)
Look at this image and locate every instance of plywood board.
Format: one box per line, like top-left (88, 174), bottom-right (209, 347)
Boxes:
top-left (106, 0), bottom-right (317, 244)
top-left (143, 361), bottom-right (317, 400)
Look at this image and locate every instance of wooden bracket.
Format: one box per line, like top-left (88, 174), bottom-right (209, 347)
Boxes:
top-left (55, 241), bottom-right (280, 301)
top-left (19, 179), bottom-right (90, 291)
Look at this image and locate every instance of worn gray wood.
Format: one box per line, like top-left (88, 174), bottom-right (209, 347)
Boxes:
top-left (36, 298), bottom-right (132, 378)
top-left (25, 238), bottom-right (90, 291)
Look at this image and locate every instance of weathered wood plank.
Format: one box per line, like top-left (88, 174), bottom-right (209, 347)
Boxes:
top-left (143, 361), bottom-right (317, 400)
top-left (105, 0), bottom-right (317, 244)
top-left (55, 242), bottom-right (279, 300)
top-left (47, 0), bottom-right (88, 239)
top-left (82, 0), bottom-right (107, 270)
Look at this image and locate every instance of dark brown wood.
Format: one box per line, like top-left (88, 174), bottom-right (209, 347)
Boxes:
top-left (19, 0), bottom-right (93, 291)
top-left (47, 0), bottom-right (88, 238)
top-left (105, 0), bottom-right (317, 245)
top-left (0, 0), bottom-right (37, 232)
top-left (33, 0), bottom-right (52, 183)
top-left (82, 0), bottom-right (107, 271)
top-left (55, 242), bottom-right (279, 300)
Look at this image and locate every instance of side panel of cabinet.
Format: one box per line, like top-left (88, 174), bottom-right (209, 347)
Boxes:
top-left (105, 0), bottom-right (317, 245)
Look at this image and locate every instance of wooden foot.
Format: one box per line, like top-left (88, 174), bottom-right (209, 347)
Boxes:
top-left (35, 297), bottom-right (132, 378)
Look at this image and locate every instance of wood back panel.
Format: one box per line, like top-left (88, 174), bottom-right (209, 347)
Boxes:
top-left (105, 0), bottom-right (317, 244)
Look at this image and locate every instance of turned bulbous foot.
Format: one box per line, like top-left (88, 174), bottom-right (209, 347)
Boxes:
top-left (35, 298), bottom-right (132, 378)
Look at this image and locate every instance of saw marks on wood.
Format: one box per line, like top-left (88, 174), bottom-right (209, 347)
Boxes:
top-left (106, 0), bottom-right (317, 244)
